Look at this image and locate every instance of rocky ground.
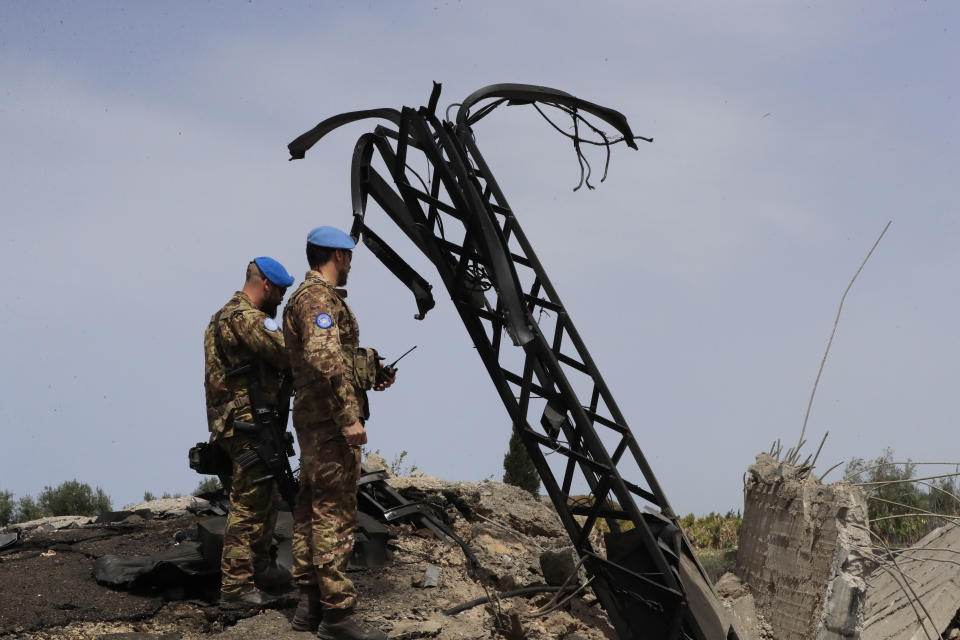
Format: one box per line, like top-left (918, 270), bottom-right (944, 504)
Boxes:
top-left (0, 477), bottom-right (616, 640)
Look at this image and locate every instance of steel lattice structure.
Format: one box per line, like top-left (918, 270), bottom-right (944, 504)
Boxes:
top-left (289, 83), bottom-right (738, 640)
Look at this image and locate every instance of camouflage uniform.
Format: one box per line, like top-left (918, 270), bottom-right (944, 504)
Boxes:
top-left (204, 291), bottom-right (289, 597)
top-left (282, 271), bottom-right (378, 610)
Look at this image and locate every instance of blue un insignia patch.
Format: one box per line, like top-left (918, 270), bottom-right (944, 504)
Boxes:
top-left (316, 313), bottom-right (334, 329)
top-left (263, 317), bottom-right (279, 332)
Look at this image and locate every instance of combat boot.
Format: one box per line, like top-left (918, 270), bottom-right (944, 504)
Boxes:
top-left (254, 564), bottom-right (293, 591)
top-left (219, 587), bottom-right (281, 610)
top-left (315, 608), bottom-right (387, 640)
top-left (291, 585), bottom-right (323, 632)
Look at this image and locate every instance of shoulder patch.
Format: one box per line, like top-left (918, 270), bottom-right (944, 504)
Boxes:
top-left (315, 313), bottom-right (334, 329)
top-left (263, 317), bottom-right (279, 332)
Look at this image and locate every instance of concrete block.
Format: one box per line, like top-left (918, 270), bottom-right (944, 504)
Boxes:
top-left (736, 453), bottom-right (870, 640)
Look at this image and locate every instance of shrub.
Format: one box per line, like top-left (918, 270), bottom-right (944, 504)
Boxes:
top-left (193, 477), bottom-right (222, 496)
top-left (389, 450), bottom-right (419, 477)
top-left (37, 480), bottom-right (111, 517)
top-left (143, 491), bottom-right (183, 502)
top-left (696, 549), bottom-right (738, 583)
top-left (680, 511), bottom-right (742, 550)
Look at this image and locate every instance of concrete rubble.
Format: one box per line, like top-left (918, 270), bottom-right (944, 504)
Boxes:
top-left (715, 572), bottom-right (775, 640)
top-left (862, 522), bottom-right (960, 640)
top-left (735, 453), bottom-right (872, 640)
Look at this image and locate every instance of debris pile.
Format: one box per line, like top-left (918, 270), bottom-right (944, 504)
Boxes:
top-left (0, 476), bottom-right (614, 640)
top-left (16, 455), bottom-right (960, 640)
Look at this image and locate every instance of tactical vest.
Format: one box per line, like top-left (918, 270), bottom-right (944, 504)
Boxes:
top-left (204, 298), bottom-right (285, 439)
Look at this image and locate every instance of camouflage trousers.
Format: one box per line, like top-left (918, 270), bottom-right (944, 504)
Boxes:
top-left (291, 425), bottom-right (361, 610)
top-left (217, 432), bottom-right (279, 596)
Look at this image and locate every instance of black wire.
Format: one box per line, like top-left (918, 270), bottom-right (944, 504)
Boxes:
top-left (465, 263), bottom-right (493, 291)
top-left (532, 103), bottom-right (626, 191)
top-left (405, 163), bottom-right (429, 193)
top-left (531, 102), bottom-right (647, 146)
top-left (550, 104), bottom-right (614, 184)
top-left (571, 107), bottom-right (590, 191)
top-left (542, 437), bottom-right (571, 457)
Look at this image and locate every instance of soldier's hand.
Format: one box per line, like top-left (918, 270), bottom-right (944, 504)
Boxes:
top-left (374, 363), bottom-right (396, 391)
top-left (341, 421), bottom-right (367, 446)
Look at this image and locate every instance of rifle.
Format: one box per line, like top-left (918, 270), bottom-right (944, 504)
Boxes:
top-left (375, 345), bottom-right (417, 385)
top-left (227, 363), bottom-right (299, 509)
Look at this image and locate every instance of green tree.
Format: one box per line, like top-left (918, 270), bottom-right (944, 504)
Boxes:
top-left (15, 495), bottom-right (46, 522)
top-left (0, 490), bottom-right (14, 526)
top-left (927, 474), bottom-right (960, 515)
top-left (503, 430), bottom-right (540, 495)
top-left (143, 491), bottom-right (157, 502)
top-left (846, 448), bottom-right (960, 547)
top-left (37, 480), bottom-right (111, 516)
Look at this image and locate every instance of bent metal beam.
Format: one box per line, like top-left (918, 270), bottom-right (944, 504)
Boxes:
top-left (288, 82), bottom-right (738, 640)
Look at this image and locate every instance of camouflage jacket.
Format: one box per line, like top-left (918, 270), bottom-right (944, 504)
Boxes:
top-left (204, 291), bottom-right (289, 440)
top-left (282, 271), bottom-right (378, 430)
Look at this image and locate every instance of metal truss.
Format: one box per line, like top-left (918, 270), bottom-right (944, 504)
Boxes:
top-left (289, 83), bottom-right (737, 640)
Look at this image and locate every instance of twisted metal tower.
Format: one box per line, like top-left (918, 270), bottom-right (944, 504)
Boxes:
top-left (289, 83), bottom-right (737, 640)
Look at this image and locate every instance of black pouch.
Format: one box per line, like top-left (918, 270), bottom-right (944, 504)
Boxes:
top-left (188, 442), bottom-right (232, 476)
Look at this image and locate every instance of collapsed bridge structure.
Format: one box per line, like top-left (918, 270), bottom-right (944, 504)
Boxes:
top-left (288, 82), bottom-right (737, 640)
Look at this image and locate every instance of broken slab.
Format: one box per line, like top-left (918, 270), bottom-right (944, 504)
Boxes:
top-left (126, 496), bottom-right (211, 518)
top-left (862, 522), bottom-right (960, 640)
top-left (3, 514), bottom-right (94, 532)
top-left (736, 453), bottom-right (871, 640)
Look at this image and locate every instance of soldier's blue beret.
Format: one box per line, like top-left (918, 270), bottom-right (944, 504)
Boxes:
top-left (253, 256), bottom-right (295, 288)
top-left (307, 226), bottom-right (356, 250)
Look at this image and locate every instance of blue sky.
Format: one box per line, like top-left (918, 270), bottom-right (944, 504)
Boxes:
top-left (1, 1), bottom-right (957, 515)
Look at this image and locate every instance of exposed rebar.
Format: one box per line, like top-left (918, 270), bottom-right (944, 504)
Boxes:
top-left (795, 221), bottom-right (891, 458)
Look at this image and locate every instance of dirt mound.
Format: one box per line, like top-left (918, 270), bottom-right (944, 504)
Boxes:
top-left (0, 478), bottom-right (615, 640)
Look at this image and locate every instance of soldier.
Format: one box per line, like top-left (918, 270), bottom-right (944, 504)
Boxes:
top-left (204, 257), bottom-right (295, 609)
top-left (283, 227), bottom-right (393, 640)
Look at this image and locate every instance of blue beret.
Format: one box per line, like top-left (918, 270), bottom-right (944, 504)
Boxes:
top-left (307, 226), bottom-right (356, 250)
top-left (253, 256), bottom-right (294, 288)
